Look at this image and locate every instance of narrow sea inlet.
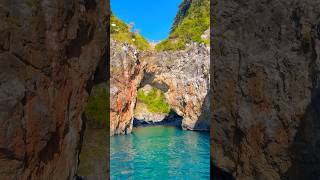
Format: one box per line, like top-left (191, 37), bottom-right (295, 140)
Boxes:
top-left (110, 126), bottom-right (210, 179)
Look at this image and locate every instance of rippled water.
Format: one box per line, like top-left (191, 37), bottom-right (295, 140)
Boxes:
top-left (110, 125), bottom-right (210, 179)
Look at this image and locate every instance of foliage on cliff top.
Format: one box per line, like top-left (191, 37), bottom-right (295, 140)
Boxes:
top-left (111, 14), bottom-right (150, 50)
top-left (84, 83), bottom-right (109, 127)
top-left (137, 87), bottom-right (170, 114)
top-left (155, 0), bottom-right (210, 51)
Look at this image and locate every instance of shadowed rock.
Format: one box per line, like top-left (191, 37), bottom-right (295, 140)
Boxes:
top-left (0, 0), bottom-right (108, 179)
top-left (212, 0), bottom-right (320, 179)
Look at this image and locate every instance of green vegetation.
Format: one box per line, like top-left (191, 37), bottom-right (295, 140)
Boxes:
top-left (111, 14), bottom-right (150, 50)
top-left (84, 83), bottom-right (109, 127)
top-left (156, 0), bottom-right (210, 51)
top-left (137, 87), bottom-right (170, 114)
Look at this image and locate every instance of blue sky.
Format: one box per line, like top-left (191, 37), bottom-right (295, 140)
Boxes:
top-left (110, 0), bottom-right (182, 42)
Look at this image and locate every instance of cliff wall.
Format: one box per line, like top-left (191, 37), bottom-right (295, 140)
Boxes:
top-left (0, 0), bottom-right (107, 179)
top-left (212, 0), bottom-right (320, 179)
top-left (145, 43), bottom-right (210, 130)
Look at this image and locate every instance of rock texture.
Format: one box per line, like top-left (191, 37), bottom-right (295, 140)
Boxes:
top-left (144, 43), bottom-right (211, 130)
top-left (134, 102), bottom-right (167, 123)
top-left (110, 41), bottom-right (210, 134)
top-left (0, 0), bottom-right (107, 179)
top-left (110, 41), bottom-right (145, 135)
top-left (212, 0), bottom-right (320, 179)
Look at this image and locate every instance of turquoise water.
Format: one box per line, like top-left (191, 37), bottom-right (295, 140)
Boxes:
top-left (110, 125), bottom-right (210, 179)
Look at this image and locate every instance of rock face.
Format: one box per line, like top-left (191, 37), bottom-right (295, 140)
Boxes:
top-left (0, 0), bottom-right (107, 179)
top-left (134, 102), bottom-right (167, 123)
top-left (110, 41), bottom-right (210, 134)
top-left (144, 43), bottom-right (211, 130)
top-left (212, 0), bottom-right (320, 179)
top-left (110, 41), bottom-right (145, 135)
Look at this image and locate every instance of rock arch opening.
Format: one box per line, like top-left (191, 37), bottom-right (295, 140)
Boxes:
top-left (133, 67), bottom-right (188, 128)
top-left (139, 71), bottom-right (169, 93)
top-left (133, 82), bottom-right (181, 126)
top-left (109, 40), bottom-right (210, 136)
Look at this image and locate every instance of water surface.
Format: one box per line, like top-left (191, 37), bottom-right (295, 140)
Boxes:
top-left (110, 125), bottom-right (210, 179)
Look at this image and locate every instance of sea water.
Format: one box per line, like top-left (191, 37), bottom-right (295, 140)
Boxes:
top-left (110, 125), bottom-right (210, 179)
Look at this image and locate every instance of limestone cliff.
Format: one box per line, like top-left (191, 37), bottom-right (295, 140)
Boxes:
top-left (0, 0), bottom-right (107, 179)
top-left (144, 43), bottom-right (210, 130)
top-left (212, 0), bottom-right (320, 179)
top-left (110, 41), bottom-right (210, 134)
top-left (110, 1), bottom-right (210, 134)
top-left (110, 40), bottom-right (145, 135)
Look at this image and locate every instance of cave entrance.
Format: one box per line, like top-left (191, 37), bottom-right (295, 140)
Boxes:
top-left (139, 71), bottom-right (169, 92)
top-left (133, 110), bottom-right (183, 127)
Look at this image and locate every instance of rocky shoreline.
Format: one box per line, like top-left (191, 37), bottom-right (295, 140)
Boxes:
top-left (133, 111), bottom-right (183, 127)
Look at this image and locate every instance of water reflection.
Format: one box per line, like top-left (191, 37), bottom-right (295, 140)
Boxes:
top-left (110, 126), bottom-right (210, 179)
